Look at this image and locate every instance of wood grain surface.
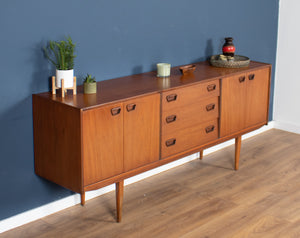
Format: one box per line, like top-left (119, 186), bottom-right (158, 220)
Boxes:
top-left (245, 68), bottom-right (270, 127)
top-left (82, 102), bottom-right (124, 186)
top-left (162, 96), bottom-right (219, 135)
top-left (220, 72), bottom-right (247, 137)
top-left (161, 119), bottom-right (219, 158)
top-left (220, 68), bottom-right (270, 137)
top-left (161, 79), bottom-right (220, 113)
top-left (33, 95), bottom-right (82, 193)
top-left (34, 61), bottom-right (270, 110)
top-left (4, 129), bottom-right (300, 238)
top-left (123, 94), bottom-right (160, 171)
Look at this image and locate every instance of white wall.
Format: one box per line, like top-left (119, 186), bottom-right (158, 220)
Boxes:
top-left (274, 0), bottom-right (300, 133)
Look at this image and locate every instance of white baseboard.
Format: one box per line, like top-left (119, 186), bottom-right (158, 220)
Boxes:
top-left (273, 121), bottom-right (300, 134)
top-left (0, 122), bottom-right (275, 234)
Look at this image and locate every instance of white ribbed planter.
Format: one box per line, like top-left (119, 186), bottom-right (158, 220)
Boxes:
top-left (56, 69), bottom-right (74, 88)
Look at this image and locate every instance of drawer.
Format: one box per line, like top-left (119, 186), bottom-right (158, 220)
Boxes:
top-left (161, 119), bottom-right (219, 158)
top-left (162, 96), bottom-right (219, 135)
top-left (162, 79), bottom-right (220, 112)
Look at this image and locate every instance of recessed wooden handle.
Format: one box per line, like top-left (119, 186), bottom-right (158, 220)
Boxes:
top-left (111, 107), bottom-right (121, 116)
top-left (126, 103), bottom-right (136, 112)
top-left (249, 74), bottom-right (255, 80)
top-left (166, 94), bottom-right (177, 102)
top-left (166, 115), bottom-right (177, 123)
top-left (239, 76), bottom-right (246, 83)
top-left (205, 125), bottom-right (215, 133)
top-left (207, 84), bottom-right (216, 92)
top-left (165, 138), bottom-right (176, 147)
top-left (206, 103), bottom-right (215, 111)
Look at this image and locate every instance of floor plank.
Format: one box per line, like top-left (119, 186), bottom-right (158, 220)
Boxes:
top-left (1, 129), bottom-right (300, 238)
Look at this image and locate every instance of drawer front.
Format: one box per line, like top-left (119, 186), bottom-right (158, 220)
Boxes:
top-left (161, 119), bottom-right (219, 158)
top-left (162, 79), bottom-right (220, 112)
top-left (162, 96), bottom-right (219, 135)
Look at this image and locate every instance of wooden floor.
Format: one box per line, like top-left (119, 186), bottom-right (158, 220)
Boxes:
top-left (2, 129), bottom-right (300, 238)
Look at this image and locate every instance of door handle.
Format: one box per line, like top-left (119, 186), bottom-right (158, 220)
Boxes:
top-left (239, 76), bottom-right (246, 83)
top-left (205, 125), bottom-right (215, 133)
top-left (166, 115), bottom-right (177, 123)
top-left (249, 74), bottom-right (255, 80)
top-left (126, 103), bottom-right (136, 112)
top-left (206, 103), bottom-right (215, 111)
top-left (166, 94), bottom-right (177, 102)
top-left (111, 107), bottom-right (121, 116)
top-left (207, 84), bottom-right (216, 92)
top-left (165, 138), bottom-right (176, 147)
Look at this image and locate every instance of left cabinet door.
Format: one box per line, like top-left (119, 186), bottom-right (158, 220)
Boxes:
top-left (82, 103), bottom-right (124, 186)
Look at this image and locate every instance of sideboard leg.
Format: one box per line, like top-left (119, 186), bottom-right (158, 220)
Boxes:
top-left (199, 150), bottom-right (204, 160)
top-left (235, 136), bottom-right (242, 170)
top-left (116, 180), bottom-right (124, 222)
top-left (80, 192), bottom-right (85, 206)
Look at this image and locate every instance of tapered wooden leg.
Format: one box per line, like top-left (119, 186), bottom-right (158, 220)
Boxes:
top-left (235, 136), bottom-right (242, 170)
top-left (199, 150), bottom-right (204, 160)
top-left (73, 76), bottom-right (77, 95)
top-left (52, 76), bottom-right (56, 94)
top-left (61, 79), bottom-right (65, 97)
top-left (116, 180), bottom-right (124, 222)
top-left (81, 192), bottom-right (85, 206)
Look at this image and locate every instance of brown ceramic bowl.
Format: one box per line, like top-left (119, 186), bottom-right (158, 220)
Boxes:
top-left (179, 64), bottom-right (196, 74)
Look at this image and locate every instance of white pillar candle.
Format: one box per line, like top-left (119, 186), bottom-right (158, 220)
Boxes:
top-left (157, 63), bottom-right (171, 77)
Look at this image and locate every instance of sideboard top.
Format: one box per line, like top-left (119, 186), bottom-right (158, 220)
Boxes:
top-left (34, 60), bottom-right (271, 110)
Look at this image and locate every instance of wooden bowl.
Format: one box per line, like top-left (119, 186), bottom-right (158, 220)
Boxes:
top-left (179, 64), bottom-right (196, 74)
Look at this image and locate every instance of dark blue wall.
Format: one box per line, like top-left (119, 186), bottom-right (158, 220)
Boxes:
top-left (0, 0), bottom-right (279, 220)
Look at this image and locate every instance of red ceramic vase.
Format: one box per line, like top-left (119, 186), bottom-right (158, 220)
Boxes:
top-left (222, 37), bottom-right (235, 57)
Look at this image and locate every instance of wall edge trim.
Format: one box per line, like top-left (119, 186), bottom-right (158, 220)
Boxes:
top-left (273, 120), bottom-right (300, 134)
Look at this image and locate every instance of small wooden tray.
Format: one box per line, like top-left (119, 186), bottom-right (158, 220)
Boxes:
top-left (210, 55), bottom-right (250, 68)
top-left (179, 64), bottom-right (196, 74)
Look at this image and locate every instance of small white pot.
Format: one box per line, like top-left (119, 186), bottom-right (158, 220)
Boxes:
top-left (56, 69), bottom-right (74, 88)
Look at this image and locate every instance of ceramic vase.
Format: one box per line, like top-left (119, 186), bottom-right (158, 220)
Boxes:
top-left (222, 37), bottom-right (235, 57)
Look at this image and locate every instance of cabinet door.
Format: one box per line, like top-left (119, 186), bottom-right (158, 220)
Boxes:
top-left (82, 103), bottom-right (123, 186)
top-left (220, 68), bottom-right (270, 138)
top-left (245, 68), bottom-right (270, 127)
top-left (220, 73), bottom-right (247, 137)
top-left (124, 94), bottom-right (160, 171)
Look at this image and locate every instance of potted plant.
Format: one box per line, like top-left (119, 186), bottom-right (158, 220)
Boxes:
top-left (83, 74), bottom-right (97, 94)
top-left (44, 36), bottom-right (76, 88)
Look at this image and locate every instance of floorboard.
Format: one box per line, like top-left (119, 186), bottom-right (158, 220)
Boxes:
top-left (1, 129), bottom-right (300, 238)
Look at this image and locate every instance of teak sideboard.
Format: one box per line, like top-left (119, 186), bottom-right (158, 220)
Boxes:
top-left (32, 60), bottom-right (271, 222)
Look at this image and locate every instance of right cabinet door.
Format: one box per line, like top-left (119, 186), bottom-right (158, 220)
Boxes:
top-left (123, 94), bottom-right (160, 171)
top-left (245, 68), bottom-right (270, 128)
top-left (220, 68), bottom-right (270, 137)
